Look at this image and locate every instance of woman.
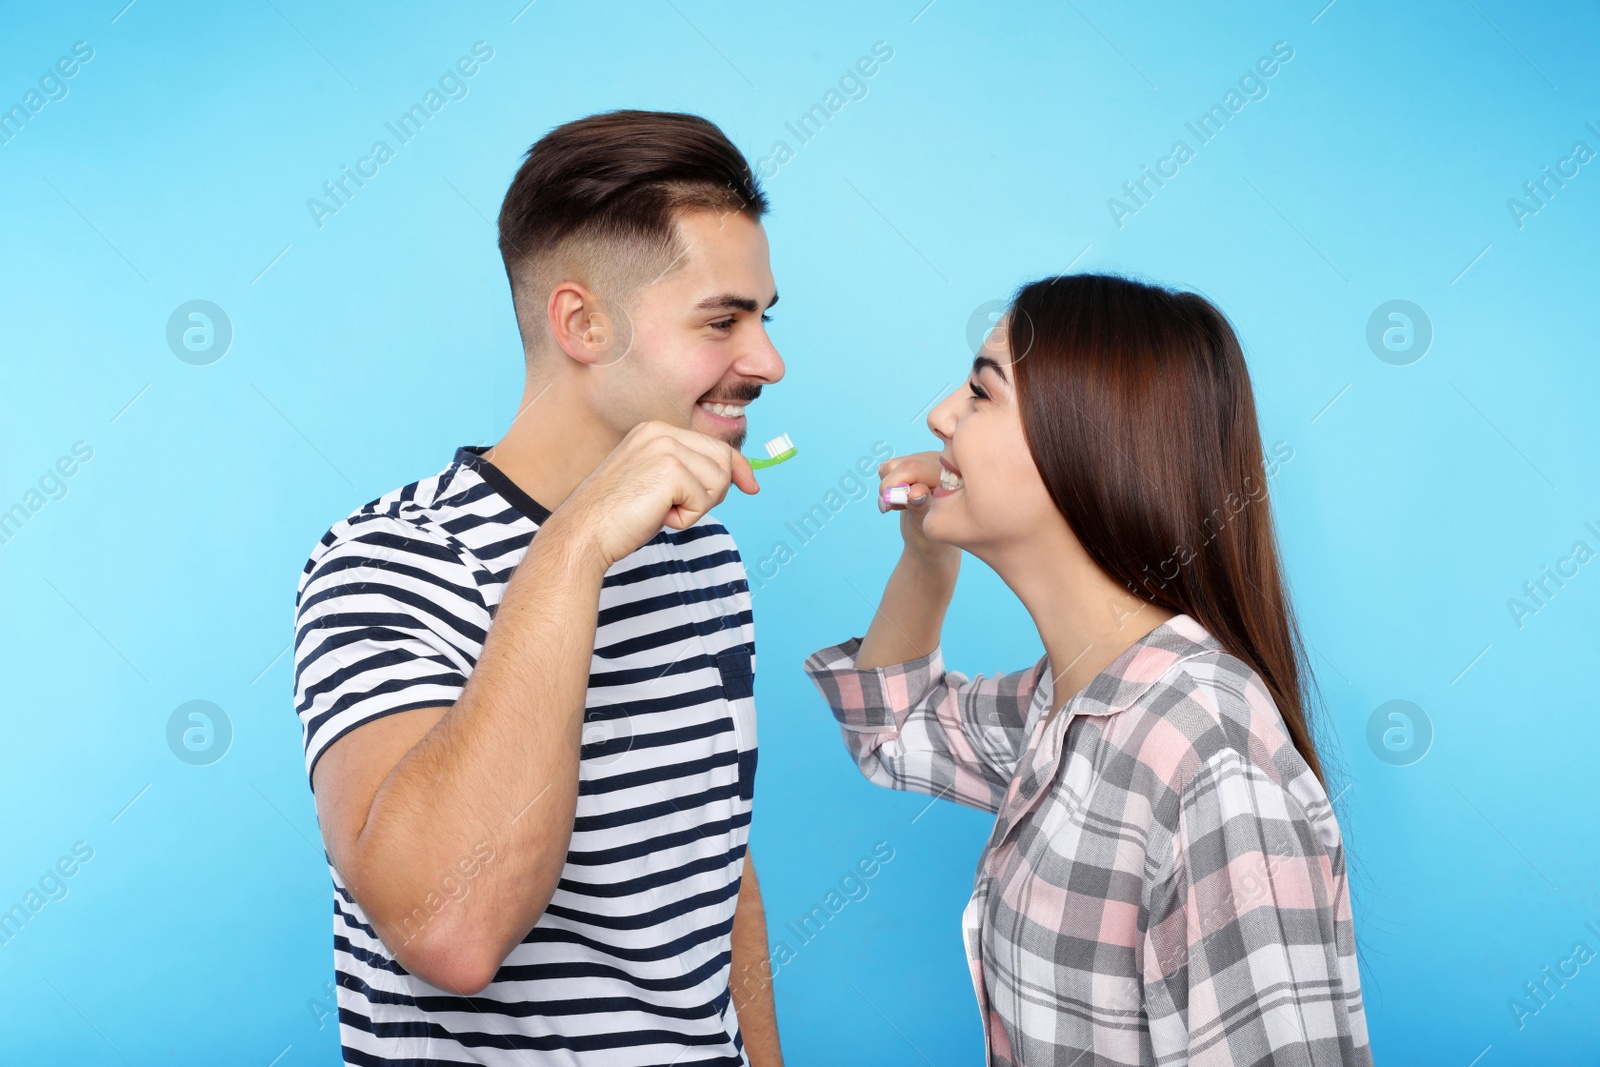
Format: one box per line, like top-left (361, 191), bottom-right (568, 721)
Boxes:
top-left (802, 273), bottom-right (1372, 1066)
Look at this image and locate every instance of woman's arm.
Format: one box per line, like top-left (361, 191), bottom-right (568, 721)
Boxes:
top-left (803, 635), bottom-right (1044, 812)
top-left (803, 453), bottom-right (1043, 812)
top-left (855, 453), bottom-right (961, 668)
top-left (854, 547), bottom-right (960, 667)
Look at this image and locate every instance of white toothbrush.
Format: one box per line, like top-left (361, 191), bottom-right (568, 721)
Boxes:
top-left (747, 433), bottom-right (797, 470)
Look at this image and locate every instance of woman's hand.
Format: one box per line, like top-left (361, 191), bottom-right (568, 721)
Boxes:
top-left (877, 451), bottom-right (961, 573)
top-left (854, 451), bottom-right (961, 669)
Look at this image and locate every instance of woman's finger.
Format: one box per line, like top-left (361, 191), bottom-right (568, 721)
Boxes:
top-left (877, 452), bottom-right (939, 484)
top-left (879, 480), bottom-right (933, 511)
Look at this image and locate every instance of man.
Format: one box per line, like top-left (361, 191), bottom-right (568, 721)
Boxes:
top-left (292, 110), bottom-right (784, 1065)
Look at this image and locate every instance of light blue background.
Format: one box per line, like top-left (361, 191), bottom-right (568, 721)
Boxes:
top-left (3, 0), bottom-right (1597, 1063)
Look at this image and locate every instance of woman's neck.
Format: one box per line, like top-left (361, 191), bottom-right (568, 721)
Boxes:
top-left (985, 531), bottom-right (1176, 716)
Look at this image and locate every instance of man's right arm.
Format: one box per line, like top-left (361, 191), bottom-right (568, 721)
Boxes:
top-left (311, 509), bottom-right (604, 995)
top-left (306, 421), bottom-right (758, 996)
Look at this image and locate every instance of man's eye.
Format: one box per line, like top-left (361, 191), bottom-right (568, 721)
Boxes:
top-left (760, 313), bottom-right (772, 324)
top-left (710, 318), bottom-right (735, 332)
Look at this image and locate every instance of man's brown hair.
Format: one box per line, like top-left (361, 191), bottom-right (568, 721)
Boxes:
top-left (496, 110), bottom-right (768, 354)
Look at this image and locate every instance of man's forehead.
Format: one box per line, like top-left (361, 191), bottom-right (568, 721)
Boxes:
top-left (660, 210), bottom-right (775, 302)
top-left (674, 210), bottom-right (768, 265)
top-left (677, 203), bottom-right (764, 239)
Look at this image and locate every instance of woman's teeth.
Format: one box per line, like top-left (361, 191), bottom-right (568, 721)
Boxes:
top-left (940, 467), bottom-right (964, 491)
top-left (699, 401), bottom-right (746, 419)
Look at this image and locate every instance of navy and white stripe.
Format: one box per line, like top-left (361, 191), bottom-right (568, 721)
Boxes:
top-left (293, 445), bottom-right (757, 1066)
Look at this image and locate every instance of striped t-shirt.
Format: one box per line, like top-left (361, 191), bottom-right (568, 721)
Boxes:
top-left (292, 444), bottom-right (759, 1066)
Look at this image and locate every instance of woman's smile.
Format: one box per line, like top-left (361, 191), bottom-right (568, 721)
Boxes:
top-left (934, 455), bottom-right (964, 496)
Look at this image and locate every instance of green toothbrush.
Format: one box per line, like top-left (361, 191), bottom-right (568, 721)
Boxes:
top-left (747, 433), bottom-right (797, 470)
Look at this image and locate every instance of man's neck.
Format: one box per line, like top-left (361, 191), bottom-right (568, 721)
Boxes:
top-left (483, 376), bottom-right (618, 515)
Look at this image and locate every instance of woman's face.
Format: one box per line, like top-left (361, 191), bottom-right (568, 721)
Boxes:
top-left (922, 314), bottom-right (1062, 554)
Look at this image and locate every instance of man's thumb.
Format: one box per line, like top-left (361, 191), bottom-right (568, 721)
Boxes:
top-left (730, 451), bottom-right (760, 495)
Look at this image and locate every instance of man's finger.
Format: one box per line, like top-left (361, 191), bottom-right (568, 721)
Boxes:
top-left (666, 468), bottom-right (716, 529)
top-left (728, 450), bottom-right (759, 496)
top-left (647, 422), bottom-right (761, 497)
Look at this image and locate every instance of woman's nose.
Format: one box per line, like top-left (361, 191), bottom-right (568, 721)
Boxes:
top-left (926, 387), bottom-right (959, 440)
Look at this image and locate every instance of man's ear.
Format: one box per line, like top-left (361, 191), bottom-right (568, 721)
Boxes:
top-left (547, 281), bottom-right (620, 365)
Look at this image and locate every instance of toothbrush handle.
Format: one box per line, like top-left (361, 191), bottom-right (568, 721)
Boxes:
top-left (747, 448), bottom-right (797, 470)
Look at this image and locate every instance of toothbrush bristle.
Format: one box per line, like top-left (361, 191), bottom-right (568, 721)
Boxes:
top-left (764, 433), bottom-right (793, 457)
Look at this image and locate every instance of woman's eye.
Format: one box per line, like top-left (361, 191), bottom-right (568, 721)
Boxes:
top-left (968, 381), bottom-right (988, 401)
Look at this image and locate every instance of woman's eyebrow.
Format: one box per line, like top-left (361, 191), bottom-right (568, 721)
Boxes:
top-left (971, 354), bottom-right (1009, 384)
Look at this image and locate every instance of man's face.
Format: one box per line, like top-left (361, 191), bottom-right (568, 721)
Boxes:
top-left (590, 208), bottom-right (783, 452)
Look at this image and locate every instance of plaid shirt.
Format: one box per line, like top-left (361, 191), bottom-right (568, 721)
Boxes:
top-left (803, 613), bottom-right (1372, 1066)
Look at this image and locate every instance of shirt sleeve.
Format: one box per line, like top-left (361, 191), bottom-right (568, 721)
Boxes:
top-left (292, 516), bottom-right (490, 784)
top-left (1140, 748), bottom-right (1372, 1067)
top-left (801, 636), bottom-right (1045, 814)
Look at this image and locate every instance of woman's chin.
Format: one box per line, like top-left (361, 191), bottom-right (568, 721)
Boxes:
top-left (920, 509), bottom-right (963, 549)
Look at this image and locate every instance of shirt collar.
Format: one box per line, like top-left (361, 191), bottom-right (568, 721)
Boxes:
top-left (1037, 612), bottom-right (1223, 720)
top-left (453, 444), bottom-right (554, 524)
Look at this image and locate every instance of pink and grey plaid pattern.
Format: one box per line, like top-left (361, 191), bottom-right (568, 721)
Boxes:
top-left (803, 613), bottom-right (1372, 1066)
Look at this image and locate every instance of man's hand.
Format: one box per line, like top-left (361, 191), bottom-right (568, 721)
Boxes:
top-left (554, 421), bottom-right (760, 570)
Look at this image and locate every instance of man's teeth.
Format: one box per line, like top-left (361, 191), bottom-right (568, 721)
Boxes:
top-left (940, 467), bottom-right (964, 491)
top-left (699, 402), bottom-right (746, 419)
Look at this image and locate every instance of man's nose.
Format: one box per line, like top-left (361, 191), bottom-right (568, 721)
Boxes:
top-left (739, 329), bottom-right (785, 385)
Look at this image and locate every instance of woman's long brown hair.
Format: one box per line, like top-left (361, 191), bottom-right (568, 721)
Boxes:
top-left (1007, 273), bottom-right (1327, 788)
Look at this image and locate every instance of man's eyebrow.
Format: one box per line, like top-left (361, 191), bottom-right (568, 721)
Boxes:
top-left (695, 291), bottom-right (780, 313)
top-left (972, 354), bottom-right (1009, 383)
